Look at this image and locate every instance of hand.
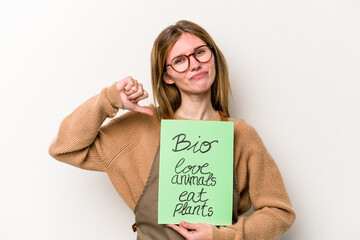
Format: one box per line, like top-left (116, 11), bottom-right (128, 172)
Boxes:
top-left (167, 221), bottom-right (213, 240)
top-left (116, 76), bottom-right (153, 115)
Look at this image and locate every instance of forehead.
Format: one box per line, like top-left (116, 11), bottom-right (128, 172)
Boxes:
top-left (167, 33), bottom-right (206, 60)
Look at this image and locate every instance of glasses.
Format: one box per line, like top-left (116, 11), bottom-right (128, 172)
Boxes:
top-left (165, 45), bottom-right (213, 73)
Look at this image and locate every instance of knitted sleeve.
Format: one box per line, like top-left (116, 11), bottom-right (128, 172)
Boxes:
top-left (48, 82), bottom-right (124, 171)
top-left (212, 120), bottom-right (296, 239)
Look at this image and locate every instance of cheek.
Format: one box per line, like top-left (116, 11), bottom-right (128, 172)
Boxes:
top-left (169, 72), bottom-right (187, 85)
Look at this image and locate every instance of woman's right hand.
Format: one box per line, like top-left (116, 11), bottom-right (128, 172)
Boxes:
top-left (116, 76), bottom-right (153, 116)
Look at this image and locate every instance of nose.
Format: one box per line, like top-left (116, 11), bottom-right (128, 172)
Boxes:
top-left (189, 54), bottom-right (201, 71)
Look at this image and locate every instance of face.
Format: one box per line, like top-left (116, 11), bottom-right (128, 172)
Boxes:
top-left (164, 33), bottom-right (216, 97)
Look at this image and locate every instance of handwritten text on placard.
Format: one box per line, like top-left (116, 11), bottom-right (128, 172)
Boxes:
top-left (158, 120), bottom-right (234, 225)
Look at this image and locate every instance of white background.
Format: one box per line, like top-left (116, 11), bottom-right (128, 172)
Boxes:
top-left (1, 0), bottom-right (359, 239)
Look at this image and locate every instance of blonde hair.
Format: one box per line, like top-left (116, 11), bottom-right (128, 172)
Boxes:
top-left (151, 20), bottom-right (231, 119)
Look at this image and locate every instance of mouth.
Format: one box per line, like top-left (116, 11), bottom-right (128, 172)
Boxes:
top-left (190, 71), bottom-right (208, 80)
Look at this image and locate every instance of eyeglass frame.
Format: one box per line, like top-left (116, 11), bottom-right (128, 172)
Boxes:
top-left (164, 44), bottom-right (214, 73)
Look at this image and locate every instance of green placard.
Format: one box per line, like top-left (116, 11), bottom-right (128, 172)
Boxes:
top-left (158, 119), bottom-right (234, 225)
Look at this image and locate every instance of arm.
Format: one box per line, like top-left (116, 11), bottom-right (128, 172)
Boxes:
top-left (48, 77), bottom-right (152, 171)
top-left (212, 122), bottom-right (296, 240)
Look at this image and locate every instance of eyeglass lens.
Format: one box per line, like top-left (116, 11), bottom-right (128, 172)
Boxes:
top-left (171, 45), bottom-right (212, 72)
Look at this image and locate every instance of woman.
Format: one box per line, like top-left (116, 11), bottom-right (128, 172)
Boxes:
top-left (49, 20), bottom-right (295, 239)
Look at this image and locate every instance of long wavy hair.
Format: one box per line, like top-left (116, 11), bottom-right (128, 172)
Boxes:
top-left (151, 20), bottom-right (231, 119)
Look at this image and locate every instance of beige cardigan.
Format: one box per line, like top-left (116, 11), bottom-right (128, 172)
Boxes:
top-left (49, 82), bottom-right (295, 239)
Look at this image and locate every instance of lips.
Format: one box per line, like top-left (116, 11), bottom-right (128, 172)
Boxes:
top-left (190, 71), bottom-right (208, 80)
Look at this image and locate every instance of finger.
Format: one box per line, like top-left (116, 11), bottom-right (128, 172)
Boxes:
top-left (166, 224), bottom-right (190, 239)
top-left (180, 221), bottom-right (198, 231)
top-left (132, 90), bottom-right (149, 102)
top-left (125, 79), bottom-right (139, 95)
top-left (127, 83), bottom-right (145, 100)
top-left (116, 79), bottom-right (128, 92)
top-left (124, 77), bottom-right (135, 92)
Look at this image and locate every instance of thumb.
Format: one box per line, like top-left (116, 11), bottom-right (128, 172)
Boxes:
top-left (132, 104), bottom-right (154, 116)
top-left (180, 221), bottom-right (198, 230)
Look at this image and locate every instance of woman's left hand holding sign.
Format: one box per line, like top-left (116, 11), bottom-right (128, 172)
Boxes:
top-left (167, 221), bottom-right (213, 240)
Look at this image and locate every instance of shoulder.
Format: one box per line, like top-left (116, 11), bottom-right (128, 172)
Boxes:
top-left (228, 117), bottom-right (258, 138)
top-left (228, 117), bottom-right (264, 148)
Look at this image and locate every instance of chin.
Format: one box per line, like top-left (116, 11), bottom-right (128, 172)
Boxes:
top-left (191, 84), bottom-right (213, 95)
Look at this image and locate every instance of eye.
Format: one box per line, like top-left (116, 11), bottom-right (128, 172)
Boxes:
top-left (175, 59), bottom-right (183, 64)
top-left (195, 49), bottom-right (205, 56)
top-left (173, 56), bottom-right (186, 65)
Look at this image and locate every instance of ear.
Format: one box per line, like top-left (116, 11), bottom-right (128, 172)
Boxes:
top-left (163, 72), bottom-right (175, 85)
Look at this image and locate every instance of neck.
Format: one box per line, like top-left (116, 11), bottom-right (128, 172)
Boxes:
top-left (175, 91), bottom-right (218, 120)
